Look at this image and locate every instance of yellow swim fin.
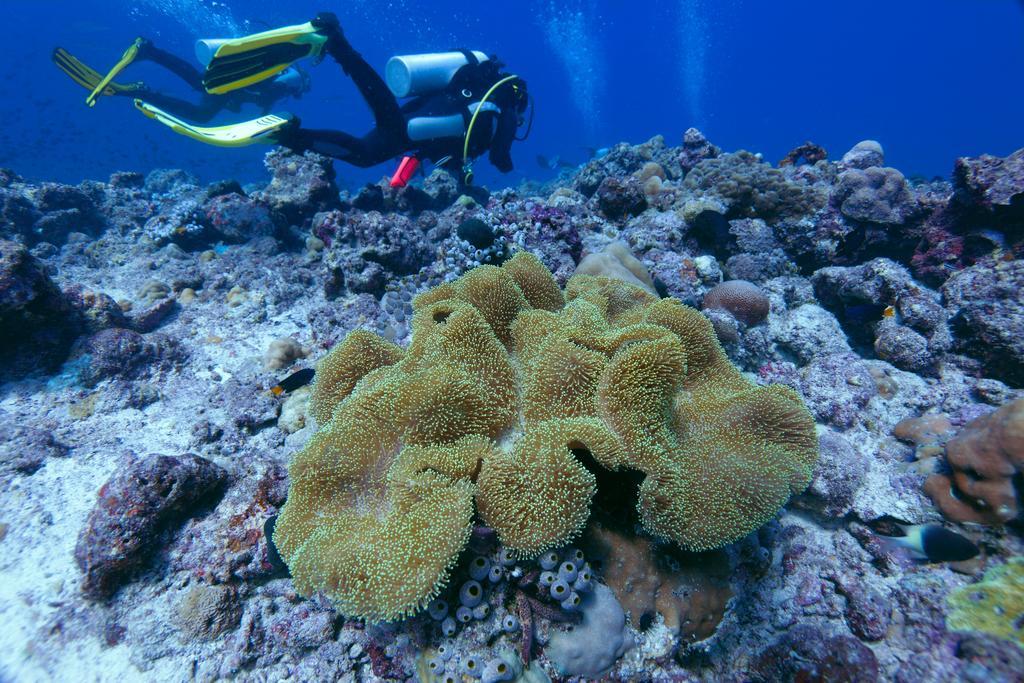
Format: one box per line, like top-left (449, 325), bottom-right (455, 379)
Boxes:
top-left (52, 47), bottom-right (144, 97)
top-left (200, 22), bottom-right (327, 95)
top-left (134, 99), bottom-right (294, 148)
top-left (86, 38), bottom-right (146, 106)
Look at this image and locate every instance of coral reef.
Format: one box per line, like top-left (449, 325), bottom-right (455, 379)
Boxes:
top-left (833, 166), bottom-right (919, 225)
top-left (2, 131), bottom-right (1023, 682)
top-left (683, 150), bottom-right (828, 220)
top-left (841, 140), bottom-right (886, 170)
top-left (583, 523), bottom-right (733, 641)
top-left (574, 240), bottom-right (658, 295)
top-left (702, 279), bottom-right (771, 326)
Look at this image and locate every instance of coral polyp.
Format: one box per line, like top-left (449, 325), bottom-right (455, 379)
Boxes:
top-left (274, 251), bottom-right (818, 620)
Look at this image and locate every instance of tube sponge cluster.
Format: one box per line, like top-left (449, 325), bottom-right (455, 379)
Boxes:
top-left (273, 252), bottom-right (818, 621)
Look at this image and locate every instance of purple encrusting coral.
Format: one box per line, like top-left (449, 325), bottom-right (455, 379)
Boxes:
top-left (0, 130), bottom-right (1023, 682)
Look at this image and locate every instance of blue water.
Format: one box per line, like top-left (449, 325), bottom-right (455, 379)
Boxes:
top-left (1, 0), bottom-right (1022, 189)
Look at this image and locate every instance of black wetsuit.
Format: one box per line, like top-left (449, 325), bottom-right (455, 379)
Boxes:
top-left (120, 41), bottom-right (301, 123)
top-left (280, 25), bottom-right (525, 172)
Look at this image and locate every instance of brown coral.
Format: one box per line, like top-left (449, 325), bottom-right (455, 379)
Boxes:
top-left (779, 141), bottom-right (827, 168)
top-left (583, 523), bottom-right (732, 642)
top-left (924, 399), bottom-right (1024, 525)
top-left (275, 252), bottom-right (817, 621)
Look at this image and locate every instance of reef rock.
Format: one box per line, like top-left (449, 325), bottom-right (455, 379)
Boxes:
top-left (953, 148), bottom-right (1024, 228)
top-left (752, 624), bottom-right (880, 682)
top-left (254, 149), bottom-right (342, 229)
top-left (942, 259), bottom-right (1024, 387)
top-left (678, 127), bottom-right (721, 174)
top-left (75, 453), bottom-right (227, 599)
top-left (0, 239), bottom-right (78, 377)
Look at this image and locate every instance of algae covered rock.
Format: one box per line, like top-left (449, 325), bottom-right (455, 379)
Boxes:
top-left (76, 453), bottom-right (227, 599)
top-left (274, 252), bottom-right (818, 622)
top-left (947, 557), bottom-right (1024, 648)
top-left (683, 150), bottom-right (827, 220)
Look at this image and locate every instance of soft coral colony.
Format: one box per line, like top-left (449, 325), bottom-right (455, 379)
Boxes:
top-left (273, 251), bottom-right (819, 621)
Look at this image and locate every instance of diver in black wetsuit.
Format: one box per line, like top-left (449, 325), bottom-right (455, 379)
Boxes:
top-left (277, 13), bottom-right (529, 181)
top-left (53, 39), bottom-right (310, 123)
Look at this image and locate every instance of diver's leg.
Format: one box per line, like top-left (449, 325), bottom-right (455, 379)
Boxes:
top-left (279, 127), bottom-right (373, 166)
top-left (278, 124), bottom-right (395, 168)
top-left (312, 14), bottom-right (406, 138)
top-left (136, 40), bottom-right (206, 93)
top-left (135, 91), bottom-right (221, 123)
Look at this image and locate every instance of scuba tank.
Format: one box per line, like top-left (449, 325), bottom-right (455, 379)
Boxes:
top-left (385, 51), bottom-right (489, 98)
top-left (407, 114), bottom-right (464, 142)
top-left (406, 102), bottom-right (499, 142)
top-left (194, 39), bottom-right (230, 66)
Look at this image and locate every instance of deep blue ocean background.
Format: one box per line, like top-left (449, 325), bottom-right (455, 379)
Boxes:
top-left (1, 0), bottom-right (1022, 191)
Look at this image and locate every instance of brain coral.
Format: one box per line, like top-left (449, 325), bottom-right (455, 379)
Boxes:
top-left (274, 252), bottom-right (818, 621)
top-left (702, 279), bottom-right (771, 326)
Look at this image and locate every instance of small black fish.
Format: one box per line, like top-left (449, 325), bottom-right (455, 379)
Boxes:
top-left (877, 523), bottom-right (979, 563)
top-left (263, 515), bottom-right (290, 575)
top-left (270, 367), bottom-right (315, 396)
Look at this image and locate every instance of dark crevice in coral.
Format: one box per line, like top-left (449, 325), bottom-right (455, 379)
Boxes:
top-left (569, 446), bottom-right (644, 532)
top-left (817, 299), bottom-right (885, 356)
top-left (689, 210), bottom-right (734, 260)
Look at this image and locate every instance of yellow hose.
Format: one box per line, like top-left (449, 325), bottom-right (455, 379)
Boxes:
top-left (461, 74), bottom-right (518, 183)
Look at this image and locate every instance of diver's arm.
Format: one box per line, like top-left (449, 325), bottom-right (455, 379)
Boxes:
top-left (489, 106), bottom-right (517, 173)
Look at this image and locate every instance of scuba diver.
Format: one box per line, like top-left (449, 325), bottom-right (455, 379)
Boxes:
top-left (52, 38), bottom-right (310, 123)
top-left (275, 13), bottom-right (529, 185)
top-left (54, 12), bottom-right (530, 187)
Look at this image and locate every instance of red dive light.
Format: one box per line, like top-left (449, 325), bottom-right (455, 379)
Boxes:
top-left (390, 155), bottom-right (420, 188)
